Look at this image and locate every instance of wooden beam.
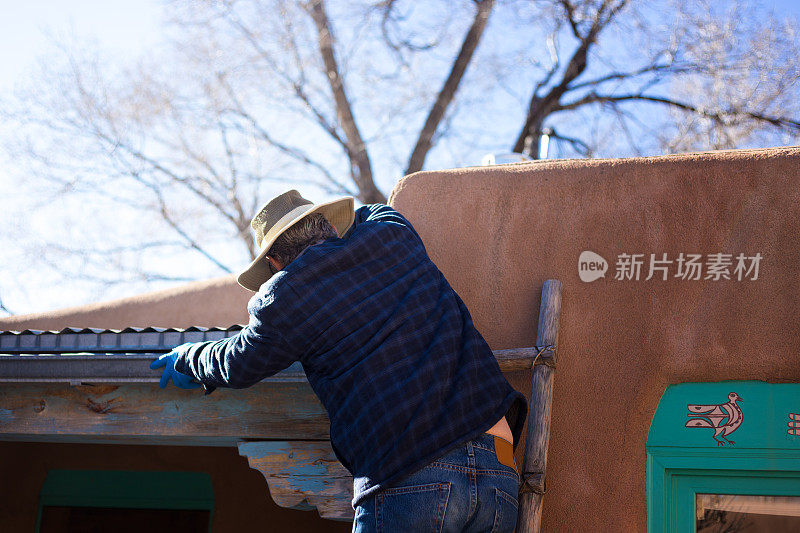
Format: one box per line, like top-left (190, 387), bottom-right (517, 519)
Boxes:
top-left (495, 346), bottom-right (555, 372)
top-left (517, 279), bottom-right (563, 533)
top-left (0, 382), bottom-right (330, 446)
top-left (238, 440), bottom-right (354, 521)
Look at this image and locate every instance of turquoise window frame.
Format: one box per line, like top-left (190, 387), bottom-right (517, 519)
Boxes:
top-left (35, 469), bottom-right (214, 533)
top-left (646, 381), bottom-right (800, 533)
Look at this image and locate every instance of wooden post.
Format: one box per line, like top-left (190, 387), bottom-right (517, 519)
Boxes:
top-left (517, 279), bottom-right (563, 533)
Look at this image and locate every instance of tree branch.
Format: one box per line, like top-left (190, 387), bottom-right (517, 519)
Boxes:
top-left (217, 76), bottom-right (357, 197)
top-left (513, 0), bottom-right (629, 155)
top-left (103, 144), bottom-right (235, 273)
top-left (404, 0), bottom-right (494, 175)
top-left (148, 181), bottom-right (234, 274)
top-left (0, 295), bottom-right (13, 316)
top-left (218, 8), bottom-right (351, 157)
top-left (566, 61), bottom-right (691, 91)
top-left (548, 127), bottom-right (593, 157)
top-left (378, 0), bottom-right (441, 63)
top-left (305, 0), bottom-right (385, 203)
top-left (558, 0), bottom-right (582, 39)
top-left (557, 92), bottom-right (800, 130)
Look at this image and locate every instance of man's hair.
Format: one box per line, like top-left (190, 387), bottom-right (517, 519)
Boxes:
top-left (267, 213), bottom-right (338, 268)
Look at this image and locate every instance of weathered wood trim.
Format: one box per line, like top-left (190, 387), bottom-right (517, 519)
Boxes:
top-left (238, 440), bottom-right (355, 521)
top-left (495, 346), bottom-right (555, 372)
top-left (0, 382), bottom-right (330, 446)
top-left (517, 279), bottom-right (563, 533)
top-left (0, 343), bottom-right (545, 445)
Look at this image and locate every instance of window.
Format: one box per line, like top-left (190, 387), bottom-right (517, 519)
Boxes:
top-left (36, 470), bottom-right (214, 533)
top-left (646, 381), bottom-right (800, 532)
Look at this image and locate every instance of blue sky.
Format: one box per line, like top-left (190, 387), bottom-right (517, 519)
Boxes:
top-left (0, 1), bottom-right (163, 92)
top-left (1, 1), bottom-right (798, 92)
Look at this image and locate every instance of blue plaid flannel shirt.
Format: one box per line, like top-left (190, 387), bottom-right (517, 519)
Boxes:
top-left (174, 203), bottom-right (527, 507)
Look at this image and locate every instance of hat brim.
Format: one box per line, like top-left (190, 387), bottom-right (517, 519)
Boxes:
top-left (236, 196), bottom-right (355, 291)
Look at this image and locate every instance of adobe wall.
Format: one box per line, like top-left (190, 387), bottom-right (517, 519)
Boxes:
top-left (0, 275), bottom-right (250, 330)
top-left (388, 146), bottom-right (800, 532)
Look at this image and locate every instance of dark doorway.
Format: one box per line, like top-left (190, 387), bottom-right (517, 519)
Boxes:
top-left (40, 506), bottom-right (211, 533)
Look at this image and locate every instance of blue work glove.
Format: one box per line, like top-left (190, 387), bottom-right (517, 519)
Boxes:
top-left (149, 343), bottom-right (202, 390)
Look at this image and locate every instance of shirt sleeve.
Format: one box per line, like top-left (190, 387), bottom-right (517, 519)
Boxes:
top-left (173, 293), bottom-right (296, 395)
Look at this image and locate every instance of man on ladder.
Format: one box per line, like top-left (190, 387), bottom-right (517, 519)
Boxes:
top-left (151, 189), bottom-right (527, 532)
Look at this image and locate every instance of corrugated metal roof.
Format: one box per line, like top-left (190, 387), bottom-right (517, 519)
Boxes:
top-left (0, 325), bottom-right (245, 354)
top-left (0, 325), bottom-right (307, 383)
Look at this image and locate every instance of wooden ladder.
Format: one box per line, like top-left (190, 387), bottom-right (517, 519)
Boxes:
top-left (516, 279), bottom-right (563, 533)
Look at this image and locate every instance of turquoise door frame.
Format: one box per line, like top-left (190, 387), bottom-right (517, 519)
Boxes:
top-left (646, 381), bottom-right (800, 533)
top-left (35, 469), bottom-right (215, 532)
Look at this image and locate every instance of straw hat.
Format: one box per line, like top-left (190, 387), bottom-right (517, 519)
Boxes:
top-left (237, 189), bottom-right (354, 291)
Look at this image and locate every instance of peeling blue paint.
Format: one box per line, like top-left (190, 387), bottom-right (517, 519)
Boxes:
top-left (0, 382), bottom-right (331, 445)
top-left (286, 463), bottom-right (329, 494)
top-left (239, 441), bottom-right (333, 494)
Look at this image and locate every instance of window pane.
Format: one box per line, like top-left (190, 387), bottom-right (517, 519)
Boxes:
top-left (696, 494), bottom-right (800, 532)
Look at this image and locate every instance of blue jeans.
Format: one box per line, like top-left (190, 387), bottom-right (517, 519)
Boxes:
top-left (352, 433), bottom-right (520, 532)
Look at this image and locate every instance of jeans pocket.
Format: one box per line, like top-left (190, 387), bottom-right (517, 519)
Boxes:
top-left (376, 482), bottom-right (451, 533)
top-left (491, 488), bottom-right (519, 533)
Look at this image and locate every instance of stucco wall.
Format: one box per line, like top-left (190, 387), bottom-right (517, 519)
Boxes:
top-left (2, 146), bottom-right (799, 531)
top-left (388, 146), bottom-right (800, 532)
top-left (0, 276), bottom-right (250, 330)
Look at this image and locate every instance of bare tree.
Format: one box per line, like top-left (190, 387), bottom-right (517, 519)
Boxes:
top-left (512, 0), bottom-right (800, 158)
top-left (188, 0), bottom-right (497, 199)
top-left (658, 3), bottom-right (800, 152)
top-left (3, 0), bottom-right (497, 288)
top-left (1, 0), bottom-right (798, 307)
